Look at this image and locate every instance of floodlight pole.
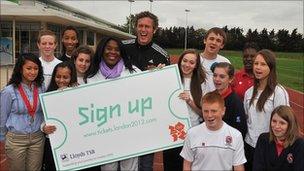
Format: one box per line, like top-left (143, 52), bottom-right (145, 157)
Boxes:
top-left (184, 9), bottom-right (190, 50)
top-left (149, 0), bottom-right (153, 12)
top-left (128, 0), bottom-right (135, 34)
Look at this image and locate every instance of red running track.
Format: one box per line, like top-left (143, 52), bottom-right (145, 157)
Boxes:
top-left (286, 88), bottom-right (304, 132)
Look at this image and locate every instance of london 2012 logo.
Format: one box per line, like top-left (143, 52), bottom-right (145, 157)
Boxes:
top-left (60, 154), bottom-right (69, 162)
top-left (168, 122), bottom-right (186, 142)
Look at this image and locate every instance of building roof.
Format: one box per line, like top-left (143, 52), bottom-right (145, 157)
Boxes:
top-left (0, 0), bottom-right (135, 39)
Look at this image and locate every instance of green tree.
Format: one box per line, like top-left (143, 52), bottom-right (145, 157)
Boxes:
top-left (225, 27), bottom-right (245, 50)
top-left (193, 28), bottom-right (206, 50)
top-left (289, 29), bottom-right (304, 52)
top-left (118, 14), bottom-right (136, 34)
top-left (276, 29), bottom-right (290, 52)
top-left (259, 28), bottom-right (272, 49)
top-left (246, 29), bottom-right (259, 43)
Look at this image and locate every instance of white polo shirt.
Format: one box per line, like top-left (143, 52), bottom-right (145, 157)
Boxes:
top-left (244, 84), bottom-right (289, 148)
top-left (180, 122), bottom-right (246, 170)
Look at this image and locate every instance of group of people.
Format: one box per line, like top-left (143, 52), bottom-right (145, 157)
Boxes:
top-left (0, 10), bottom-right (303, 171)
top-left (164, 27), bottom-right (303, 171)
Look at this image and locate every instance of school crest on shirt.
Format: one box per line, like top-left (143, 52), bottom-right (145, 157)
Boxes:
top-left (287, 153), bottom-right (294, 163)
top-left (225, 136), bottom-right (232, 146)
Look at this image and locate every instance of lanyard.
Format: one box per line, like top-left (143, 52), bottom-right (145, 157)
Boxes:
top-left (18, 84), bottom-right (38, 118)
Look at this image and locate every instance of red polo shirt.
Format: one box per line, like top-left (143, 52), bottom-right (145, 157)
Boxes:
top-left (275, 140), bottom-right (285, 157)
top-left (232, 68), bottom-right (254, 101)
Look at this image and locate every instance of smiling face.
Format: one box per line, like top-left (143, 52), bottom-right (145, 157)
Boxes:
top-left (136, 17), bottom-right (155, 45)
top-left (62, 29), bottom-right (78, 55)
top-left (180, 53), bottom-right (197, 78)
top-left (55, 67), bottom-right (71, 88)
top-left (213, 67), bottom-right (232, 93)
top-left (21, 60), bottom-right (39, 84)
top-left (204, 32), bottom-right (224, 56)
top-left (253, 54), bottom-right (270, 81)
top-left (75, 53), bottom-right (91, 75)
top-left (271, 113), bottom-right (288, 141)
top-left (202, 102), bottom-right (225, 131)
top-left (37, 35), bottom-right (57, 58)
top-left (103, 40), bottom-right (121, 68)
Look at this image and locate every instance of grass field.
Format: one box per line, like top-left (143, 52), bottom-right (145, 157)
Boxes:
top-left (167, 49), bottom-right (304, 92)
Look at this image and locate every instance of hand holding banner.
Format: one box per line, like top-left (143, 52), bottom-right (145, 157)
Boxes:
top-left (40, 65), bottom-right (190, 170)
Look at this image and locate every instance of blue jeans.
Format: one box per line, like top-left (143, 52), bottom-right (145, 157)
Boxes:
top-left (139, 153), bottom-right (154, 171)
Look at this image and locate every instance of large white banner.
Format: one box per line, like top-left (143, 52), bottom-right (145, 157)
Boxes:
top-left (39, 65), bottom-right (190, 170)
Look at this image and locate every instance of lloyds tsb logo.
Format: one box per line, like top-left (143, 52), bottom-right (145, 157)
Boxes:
top-left (60, 154), bottom-right (69, 162)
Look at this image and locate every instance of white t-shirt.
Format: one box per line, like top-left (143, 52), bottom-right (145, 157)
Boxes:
top-left (180, 122), bottom-right (246, 171)
top-left (77, 76), bottom-right (85, 85)
top-left (183, 78), bottom-right (208, 127)
top-left (200, 54), bottom-right (230, 92)
top-left (244, 84), bottom-right (289, 148)
top-left (39, 57), bottom-right (61, 88)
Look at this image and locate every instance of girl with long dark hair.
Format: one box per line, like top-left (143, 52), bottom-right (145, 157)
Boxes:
top-left (163, 49), bottom-right (208, 171)
top-left (0, 53), bottom-right (46, 170)
top-left (244, 49), bottom-right (289, 170)
top-left (41, 61), bottom-right (77, 170)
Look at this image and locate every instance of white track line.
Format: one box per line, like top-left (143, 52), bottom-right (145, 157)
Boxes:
top-left (0, 158), bottom-right (7, 164)
top-left (290, 101), bottom-right (304, 108)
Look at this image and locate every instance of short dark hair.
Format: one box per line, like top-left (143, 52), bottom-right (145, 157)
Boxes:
top-left (204, 27), bottom-right (227, 45)
top-left (211, 62), bottom-right (234, 79)
top-left (8, 53), bottom-right (44, 87)
top-left (71, 45), bottom-right (94, 62)
top-left (134, 11), bottom-right (159, 30)
top-left (62, 26), bottom-right (79, 38)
